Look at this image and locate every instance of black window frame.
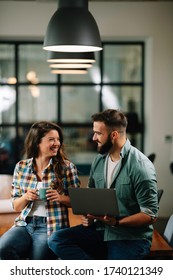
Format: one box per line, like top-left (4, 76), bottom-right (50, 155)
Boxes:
top-left (0, 40), bottom-right (145, 175)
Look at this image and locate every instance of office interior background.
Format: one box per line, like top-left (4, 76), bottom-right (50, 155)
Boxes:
top-left (0, 0), bottom-right (173, 231)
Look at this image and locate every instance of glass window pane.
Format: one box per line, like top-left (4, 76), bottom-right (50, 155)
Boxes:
top-left (18, 86), bottom-right (58, 123)
top-left (102, 86), bottom-right (142, 121)
top-left (0, 44), bottom-right (15, 83)
top-left (18, 44), bottom-right (57, 83)
top-left (0, 127), bottom-right (16, 174)
top-left (0, 41), bottom-right (144, 173)
top-left (127, 133), bottom-right (142, 151)
top-left (61, 52), bottom-right (101, 83)
top-left (61, 86), bottom-right (100, 123)
top-left (0, 85), bottom-right (16, 124)
top-left (103, 45), bottom-right (142, 83)
top-left (102, 85), bottom-right (143, 151)
top-left (63, 127), bottom-right (97, 166)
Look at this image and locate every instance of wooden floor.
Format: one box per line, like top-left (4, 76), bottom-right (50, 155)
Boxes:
top-left (148, 229), bottom-right (173, 259)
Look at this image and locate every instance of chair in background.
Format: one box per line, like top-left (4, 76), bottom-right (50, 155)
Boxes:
top-left (157, 189), bottom-right (164, 203)
top-left (163, 214), bottom-right (173, 248)
top-left (148, 153), bottom-right (156, 163)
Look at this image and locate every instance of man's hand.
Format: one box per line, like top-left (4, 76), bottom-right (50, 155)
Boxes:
top-left (81, 214), bottom-right (118, 227)
top-left (81, 215), bottom-right (95, 227)
top-left (87, 214), bottom-right (118, 226)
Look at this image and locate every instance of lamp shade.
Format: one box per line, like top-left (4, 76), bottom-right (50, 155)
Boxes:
top-left (47, 51), bottom-right (95, 63)
top-left (49, 63), bottom-right (92, 69)
top-left (43, 0), bottom-right (102, 52)
top-left (51, 69), bottom-right (88, 74)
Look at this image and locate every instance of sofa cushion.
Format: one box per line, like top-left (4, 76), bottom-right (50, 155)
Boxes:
top-left (0, 174), bottom-right (13, 199)
top-left (0, 199), bottom-right (16, 213)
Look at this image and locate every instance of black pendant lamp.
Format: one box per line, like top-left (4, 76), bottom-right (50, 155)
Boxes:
top-left (43, 0), bottom-right (102, 52)
top-left (51, 69), bottom-right (88, 75)
top-left (49, 63), bottom-right (92, 69)
top-left (47, 51), bottom-right (95, 63)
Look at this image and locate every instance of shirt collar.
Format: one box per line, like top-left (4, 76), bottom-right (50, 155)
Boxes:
top-left (28, 157), bottom-right (54, 171)
top-left (120, 138), bottom-right (131, 158)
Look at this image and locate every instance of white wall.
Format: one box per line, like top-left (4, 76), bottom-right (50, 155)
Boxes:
top-left (0, 1), bottom-right (173, 218)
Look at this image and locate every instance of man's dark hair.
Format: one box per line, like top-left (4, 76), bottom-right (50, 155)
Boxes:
top-left (91, 109), bottom-right (128, 130)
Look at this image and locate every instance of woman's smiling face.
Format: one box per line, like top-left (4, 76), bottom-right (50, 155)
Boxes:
top-left (38, 129), bottom-right (61, 158)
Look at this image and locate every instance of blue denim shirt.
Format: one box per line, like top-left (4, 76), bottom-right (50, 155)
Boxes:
top-left (88, 139), bottom-right (159, 244)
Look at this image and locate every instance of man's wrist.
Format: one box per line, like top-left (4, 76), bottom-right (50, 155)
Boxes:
top-left (112, 218), bottom-right (119, 227)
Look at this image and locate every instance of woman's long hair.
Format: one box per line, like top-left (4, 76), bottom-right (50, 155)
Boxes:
top-left (24, 121), bottom-right (68, 181)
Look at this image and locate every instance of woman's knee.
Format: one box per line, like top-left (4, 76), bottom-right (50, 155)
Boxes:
top-left (0, 226), bottom-right (31, 260)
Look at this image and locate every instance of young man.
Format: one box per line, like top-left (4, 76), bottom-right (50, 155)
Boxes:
top-left (48, 109), bottom-right (159, 260)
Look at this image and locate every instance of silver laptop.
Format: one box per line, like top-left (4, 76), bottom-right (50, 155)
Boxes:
top-left (68, 187), bottom-right (119, 217)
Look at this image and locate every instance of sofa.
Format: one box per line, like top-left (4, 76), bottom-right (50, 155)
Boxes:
top-left (0, 174), bottom-right (20, 236)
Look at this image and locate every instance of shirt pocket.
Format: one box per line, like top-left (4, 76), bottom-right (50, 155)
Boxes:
top-left (116, 178), bottom-right (139, 215)
top-left (116, 177), bottom-right (134, 201)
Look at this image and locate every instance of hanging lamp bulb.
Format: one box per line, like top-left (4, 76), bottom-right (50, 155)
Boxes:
top-left (43, 0), bottom-right (102, 52)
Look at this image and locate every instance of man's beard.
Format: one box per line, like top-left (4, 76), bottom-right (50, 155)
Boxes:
top-left (97, 135), bottom-right (113, 154)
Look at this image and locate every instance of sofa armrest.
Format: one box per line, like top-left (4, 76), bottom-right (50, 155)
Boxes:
top-left (0, 199), bottom-right (16, 213)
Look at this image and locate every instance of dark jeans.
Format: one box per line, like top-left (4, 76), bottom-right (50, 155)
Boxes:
top-left (48, 224), bottom-right (151, 260)
top-left (0, 216), bottom-right (56, 260)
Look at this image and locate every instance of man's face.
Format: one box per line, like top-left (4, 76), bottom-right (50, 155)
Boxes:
top-left (92, 121), bottom-right (113, 154)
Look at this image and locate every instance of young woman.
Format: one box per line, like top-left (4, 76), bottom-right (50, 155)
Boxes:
top-left (0, 121), bottom-right (80, 259)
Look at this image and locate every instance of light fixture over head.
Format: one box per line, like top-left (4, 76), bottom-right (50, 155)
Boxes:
top-left (43, 0), bottom-right (102, 52)
top-left (51, 69), bottom-right (88, 74)
top-left (47, 51), bottom-right (96, 63)
top-left (49, 63), bottom-right (92, 69)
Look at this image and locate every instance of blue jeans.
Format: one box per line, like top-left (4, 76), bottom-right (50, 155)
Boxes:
top-left (0, 216), bottom-right (56, 260)
top-left (48, 224), bottom-right (151, 260)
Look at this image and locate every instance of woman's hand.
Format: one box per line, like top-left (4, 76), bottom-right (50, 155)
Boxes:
top-left (46, 189), bottom-right (71, 207)
top-left (13, 189), bottom-right (38, 212)
top-left (46, 189), bottom-right (61, 202)
top-left (25, 189), bottom-right (38, 201)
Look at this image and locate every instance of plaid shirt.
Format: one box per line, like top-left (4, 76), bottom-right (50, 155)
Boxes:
top-left (11, 158), bottom-right (80, 236)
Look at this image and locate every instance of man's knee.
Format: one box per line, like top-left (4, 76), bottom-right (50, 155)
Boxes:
top-left (48, 228), bottom-right (73, 254)
top-left (49, 231), bottom-right (62, 247)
